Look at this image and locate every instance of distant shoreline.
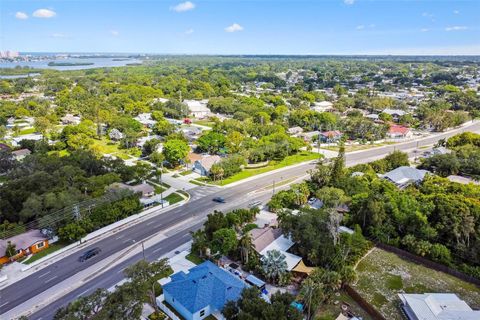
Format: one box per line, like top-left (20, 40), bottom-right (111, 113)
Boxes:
top-left (47, 61), bottom-right (95, 67)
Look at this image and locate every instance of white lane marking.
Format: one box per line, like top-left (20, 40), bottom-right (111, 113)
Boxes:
top-left (117, 268), bottom-right (126, 274)
top-left (115, 235), bottom-right (124, 240)
top-left (153, 246), bottom-right (163, 253)
top-left (38, 271), bottom-right (51, 278)
top-left (0, 301), bottom-right (9, 308)
top-left (146, 220), bottom-right (156, 225)
top-left (44, 275), bottom-right (58, 284)
top-left (77, 289), bottom-right (90, 297)
top-left (122, 239), bottom-right (131, 243)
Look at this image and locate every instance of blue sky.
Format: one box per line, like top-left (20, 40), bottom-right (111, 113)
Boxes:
top-left (2, 0), bottom-right (480, 55)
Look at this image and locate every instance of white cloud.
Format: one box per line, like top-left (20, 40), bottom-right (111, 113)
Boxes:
top-left (344, 0), bottom-right (355, 5)
top-left (15, 12), bottom-right (28, 20)
top-left (225, 23), bottom-right (244, 33)
top-left (445, 26), bottom-right (468, 31)
top-left (369, 24), bottom-right (376, 28)
top-left (32, 9), bottom-right (56, 18)
top-left (52, 33), bottom-right (67, 38)
top-left (356, 25), bottom-right (365, 30)
top-left (422, 12), bottom-right (435, 21)
top-left (185, 28), bottom-right (194, 35)
top-left (171, 1), bottom-right (195, 12)
top-left (420, 28), bottom-right (430, 32)
top-left (453, 10), bottom-right (460, 15)
top-left (110, 30), bottom-right (119, 36)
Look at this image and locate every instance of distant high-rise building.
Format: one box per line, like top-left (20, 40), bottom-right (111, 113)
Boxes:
top-left (0, 51), bottom-right (20, 59)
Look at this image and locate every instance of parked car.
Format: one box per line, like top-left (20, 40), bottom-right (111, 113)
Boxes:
top-left (248, 201), bottom-right (262, 208)
top-left (78, 247), bottom-right (101, 262)
top-left (212, 197), bottom-right (226, 203)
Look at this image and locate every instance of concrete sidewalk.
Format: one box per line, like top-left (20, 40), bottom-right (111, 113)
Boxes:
top-left (0, 197), bottom-right (189, 289)
top-left (2, 217), bottom-right (198, 320)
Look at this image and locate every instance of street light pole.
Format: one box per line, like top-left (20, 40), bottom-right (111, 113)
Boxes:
top-left (142, 241), bottom-right (146, 260)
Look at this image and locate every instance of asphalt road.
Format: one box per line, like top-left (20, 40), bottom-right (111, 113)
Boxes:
top-left (2, 120), bottom-right (479, 319)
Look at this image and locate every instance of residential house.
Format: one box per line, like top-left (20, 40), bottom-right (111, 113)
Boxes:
top-left (287, 126), bottom-right (304, 135)
top-left (383, 108), bottom-right (407, 122)
top-left (249, 227), bottom-right (311, 273)
top-left (134, 113), bottom-right (157, 129)
top-left (11, 134), bottom-right (43, 147)
top-left (60, 114), bottom-right (81, 125)
top-left (11, 149), bottom-right (31, 161)
top-left (398, 293), bottom-right (480, 320)
top-left (184, 100), bottom-right (211, 119)
top-left (0, 230), bottom-right (49, 265)
top-left (159, 261), bottom-right (247, 320)
top-left (311, 101), bottom-right (334, 113)
top-left (109, 182), bottom-right (155, 198)
top-left (109, 128), bottom-right (124, 141)
top-left (298, 131), bottom-right (320, 142)
top-left (382, 166), bottom-right (429, 188)
top-left (181, 126), bottom-right (203, 141)
top-left (387, 124), bottom-right (413, 139)
top-left (193, 155), bottom-right (221, 176)
top-left (319, 130), bottom-right (343, 143)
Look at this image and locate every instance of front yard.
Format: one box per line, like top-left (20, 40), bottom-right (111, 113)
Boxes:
top-left (353, 247), bottom-right (480, 320)
top-left (22, 243), bottom-right (67, 265)
top-left (316, 291), bottom-right (373, 320)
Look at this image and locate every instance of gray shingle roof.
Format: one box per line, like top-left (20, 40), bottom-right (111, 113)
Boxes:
top-left (382, 166), bottom-right (428, 187)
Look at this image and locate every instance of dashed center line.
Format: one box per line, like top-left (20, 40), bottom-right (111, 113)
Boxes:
top-left (38, 271), bottom-right (51, 278)
top-left (44, 275), bottom-right (58, 284)
top-left (152, 247), bottom-right (163, 253)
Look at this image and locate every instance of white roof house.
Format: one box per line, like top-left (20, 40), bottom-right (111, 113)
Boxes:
top-left (260, 235), bottom-right (302, 271)
top-left (311, 101), bottom-right (334, 113)
top-left (398, 293), bottom-right (480, 320)
top-left (382, 166), bottom-right (429, 188)
top-left (184, 99), bottom-right (211, 119)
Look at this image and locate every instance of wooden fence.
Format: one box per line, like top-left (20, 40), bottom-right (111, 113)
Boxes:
top-left (344, 285), bottom-right (386, 320)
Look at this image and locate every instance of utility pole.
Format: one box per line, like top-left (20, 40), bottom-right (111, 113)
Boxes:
top-left (142, 241), bottom-right (146, 260)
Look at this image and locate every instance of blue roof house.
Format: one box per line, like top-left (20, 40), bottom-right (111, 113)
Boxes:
top-left (162, 261), bottom-right (247, 320)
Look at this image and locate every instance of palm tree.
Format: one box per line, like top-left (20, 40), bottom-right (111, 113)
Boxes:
top-left (191, 230), bottom-right (208, 257)
top-left (239, 233), bottom-right (254, 265)
top-left (299, 278), bottom-right (324, 320)
top-left (261, 250), bottom-right (288, 284)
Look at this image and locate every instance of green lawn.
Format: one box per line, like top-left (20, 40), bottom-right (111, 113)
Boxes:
top-left (164, 192), bottom-right (184, 205)
top-left (321, 142), bottom-right (397, 152)
top-left (91, 138), bottom-right (135, 160)
top-left (354, 247), bottom-right (480, 320)
top-left (192, 120), bottom-right (215, 127)
top-left (211, 152), bottom-right (320, 185)
top-left (179, 170), bottom-right (192, 176)
top-left (22, 243), bottom-right (67, 265)
top-left (47, 149), bottom-right (70, 157)
top-left (19, 128), bottom-right (36, 135)
top-left (185, 252), bottom-right (204, 265)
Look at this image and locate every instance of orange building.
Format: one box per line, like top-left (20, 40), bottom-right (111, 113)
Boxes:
top-left (0, 230), bottom-right (49, 265)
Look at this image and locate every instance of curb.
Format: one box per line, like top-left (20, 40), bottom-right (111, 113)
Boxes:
top-left (0, 196), bottom-right (191, 290)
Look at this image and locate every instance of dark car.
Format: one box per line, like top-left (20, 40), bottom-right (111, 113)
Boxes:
top-left (78, 247), bottom-right (101, 262)
top-left (212, 196), bottom-right (226, 203)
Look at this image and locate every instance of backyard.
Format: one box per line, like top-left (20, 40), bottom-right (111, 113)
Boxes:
top-left (353, 247), bottom-right (480, 320)
top-left (316, 291), bottom-right (373, 320)
top-left (91, 138), bottom-right (140, 160)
